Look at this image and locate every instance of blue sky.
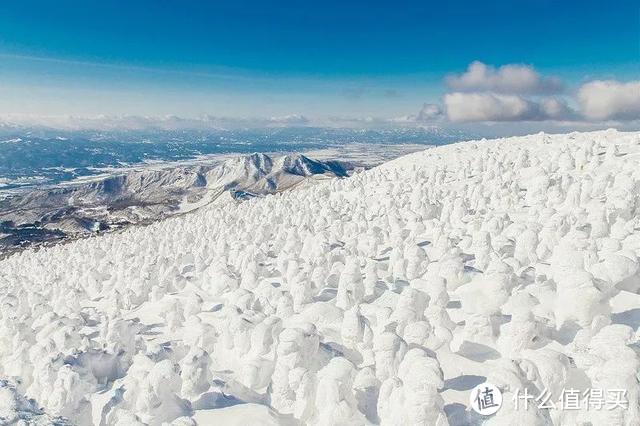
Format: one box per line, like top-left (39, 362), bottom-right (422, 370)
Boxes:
top-left (0, 0), bottom-right (638, 125)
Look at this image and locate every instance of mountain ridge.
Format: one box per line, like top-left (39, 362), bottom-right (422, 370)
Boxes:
top-left (0, 152), bottom-right (355, 250)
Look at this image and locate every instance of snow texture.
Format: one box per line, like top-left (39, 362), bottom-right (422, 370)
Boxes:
top-left (1, 130), bottom-right (640, 425)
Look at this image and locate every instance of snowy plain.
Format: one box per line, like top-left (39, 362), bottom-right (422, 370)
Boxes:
top-left (1, 130), bottom-right (639, 425)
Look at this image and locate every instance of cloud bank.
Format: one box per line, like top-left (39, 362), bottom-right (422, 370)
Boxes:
top-left (444, 93), bottom-right (572, 122)
top-left (446, 61), bottom-right (563, 94)
top-left (433, 61), bottom-right (638, 124)
top-left (0, 113), bottom-right (315, 131)
top-left (578, 80), bottom-right (640, 121)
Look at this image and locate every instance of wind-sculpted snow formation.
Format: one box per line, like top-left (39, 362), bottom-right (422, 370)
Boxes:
top-left (1, 130), bottom-right (640, 425)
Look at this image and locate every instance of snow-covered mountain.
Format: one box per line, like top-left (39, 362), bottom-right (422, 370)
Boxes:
top-left (0, 153), bottom-right (352, 250)
top-left (206, 152), bottom-right (349, 194)
top-left (1, 130), bottom-right (639, 425)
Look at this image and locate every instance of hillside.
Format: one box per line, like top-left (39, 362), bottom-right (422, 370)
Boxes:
top-left (1, 130), bottom-right (639, 425)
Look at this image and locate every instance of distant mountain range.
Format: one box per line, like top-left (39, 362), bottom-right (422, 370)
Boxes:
top-left (0, 153), bottom-right (353, 251)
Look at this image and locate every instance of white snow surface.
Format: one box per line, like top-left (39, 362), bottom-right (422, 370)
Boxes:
top-left (1, 130), bottom-right (640, 425)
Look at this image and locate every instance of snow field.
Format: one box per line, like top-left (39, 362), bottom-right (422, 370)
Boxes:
top-left (1, 130), bottom-right (640, 425)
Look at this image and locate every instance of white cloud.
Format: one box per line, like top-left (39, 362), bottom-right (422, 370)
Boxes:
top-left (440, 61), bottom-right (574, 123)
top-left (444, 92), bottom-right (571, 122)
top-left (415, 103), bottom-right (444, 121)
top-left (446, 61), bottom-right (563, 94)
top-left (577, 80), bottom-right (640, 121)
top-left (540, 98), bottom-right (573, 119)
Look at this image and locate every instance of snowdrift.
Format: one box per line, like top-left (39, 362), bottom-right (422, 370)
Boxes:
top-left (1, 130), bottom-right (639, 425)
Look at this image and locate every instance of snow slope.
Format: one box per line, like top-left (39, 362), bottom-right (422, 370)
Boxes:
top-left (1, 130), bottom-right (640, 425)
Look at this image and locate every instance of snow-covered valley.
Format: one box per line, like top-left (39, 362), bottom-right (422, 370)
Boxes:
top-left (1, 130), bottom-right (640, 425)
